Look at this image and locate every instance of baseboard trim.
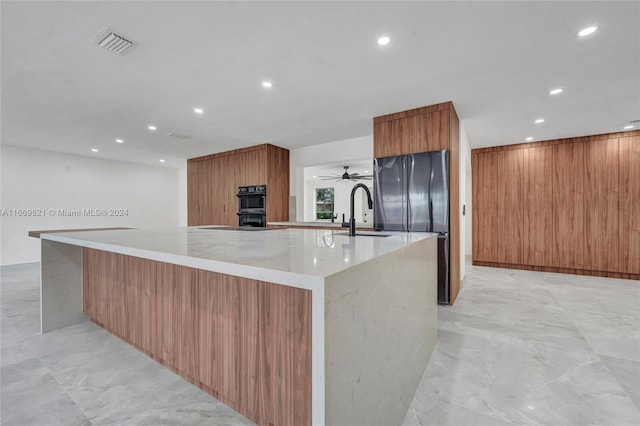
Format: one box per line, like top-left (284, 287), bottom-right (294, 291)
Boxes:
top-left (472, 261), bottom-right (640, 281)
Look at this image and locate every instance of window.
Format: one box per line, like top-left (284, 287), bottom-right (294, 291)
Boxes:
top-left (315, 187), bottom-right (335, 220)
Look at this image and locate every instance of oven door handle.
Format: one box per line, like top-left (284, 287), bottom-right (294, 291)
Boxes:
top-left (237, 212), bottom-right (267, 216)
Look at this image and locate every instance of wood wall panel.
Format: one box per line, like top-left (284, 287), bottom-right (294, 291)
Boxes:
top-left (82, 248), bottom-right (312, 426)
top-left (472, 129), bottom-right (640, 280)
top-left (496, 149), bottom-right (524, 264)
top-left (552, 142), bottom-right (585, 269)
top-left (472, 151), bottom-right (498, 262)
top-left (522, 146), bottom-right (554, 266)
top-left (584, 138), bottom-right (620, 272)
top-left (620, 136), bottom-right (640, 274)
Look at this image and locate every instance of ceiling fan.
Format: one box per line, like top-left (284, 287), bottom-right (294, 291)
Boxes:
top-left (320, 166), bottom-right (373, 181)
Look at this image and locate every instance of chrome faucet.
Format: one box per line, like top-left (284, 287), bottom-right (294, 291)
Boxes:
top-left (350, 184), bottom-right (373, 236)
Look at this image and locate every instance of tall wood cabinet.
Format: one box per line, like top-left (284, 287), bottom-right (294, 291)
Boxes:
top-left (522, 146), bottom-right (553, 267)
top-left (187, 144), bottom-right (289, 226)
top-left (552, 142), bottom-right (585, 269)
top-left (472, 151), bottom-right (497, 262)
top-left (373, 101), bottom-right (461, 305)
top-left (472, 130), bottom-right (640, 280)
top-left (496, 149), bottom-right (524, 265)
top-left (620, 136), bottom-right (640, 274)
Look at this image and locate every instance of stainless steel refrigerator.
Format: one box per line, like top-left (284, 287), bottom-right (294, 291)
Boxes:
top-left (373, 150), bottom-right (450, 304)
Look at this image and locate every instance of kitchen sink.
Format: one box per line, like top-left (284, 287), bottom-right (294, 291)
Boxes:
top-left (199, 227), bottom-right (274, 231)
top-left (334, 232), bottom-right (392, 237)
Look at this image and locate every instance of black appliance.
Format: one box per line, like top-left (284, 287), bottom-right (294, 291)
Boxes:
top-left (373, 150), bottom-right (450, 304)
top-left (237, 185), bottom-right (266, 227)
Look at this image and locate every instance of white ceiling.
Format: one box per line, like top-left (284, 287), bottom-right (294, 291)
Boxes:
top-left (2, 1), bottom-right (638, 168)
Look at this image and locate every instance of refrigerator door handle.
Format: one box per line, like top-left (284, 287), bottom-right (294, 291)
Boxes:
top-left (406, 155), bottom-right (411, 232)
top-left (428, 154), bottom-right (434, 232)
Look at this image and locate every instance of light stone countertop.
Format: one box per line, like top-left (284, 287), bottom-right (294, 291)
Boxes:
top-left (268, 221), bottom-right (373, 229)
top-left (41, 227), bottom-right (433, 290)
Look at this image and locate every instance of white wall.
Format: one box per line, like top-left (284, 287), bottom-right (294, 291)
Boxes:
top-left (289, 136), bottom-right (373, 221)
top-left (458, 123), bottom-right (472, 281)
top-left (0, 145), bottom-right (182, 265)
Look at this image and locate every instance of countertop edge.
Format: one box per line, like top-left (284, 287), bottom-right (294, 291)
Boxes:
top-left (41, 233), bottom-right (325, 291)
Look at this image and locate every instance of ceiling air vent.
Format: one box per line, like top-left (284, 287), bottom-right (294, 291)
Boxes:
top-left (92, 28), bottom-right (138, 56)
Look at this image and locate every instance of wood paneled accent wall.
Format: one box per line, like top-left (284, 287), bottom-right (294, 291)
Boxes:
top-left (472, 130), bottom-right (640, 280)
top-left (83, 248), bottom-right (312, 426)
top-left (373, 101), bottom-right (462, 305)
top-left (187, 144), bottom-right (290, 226)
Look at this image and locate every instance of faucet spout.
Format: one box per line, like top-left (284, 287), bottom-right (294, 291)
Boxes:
top-left (349, 183), bottom-right (373, 236)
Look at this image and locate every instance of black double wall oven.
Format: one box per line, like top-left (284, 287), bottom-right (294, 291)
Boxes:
top-left (237, 185), bottom-right (266, 227)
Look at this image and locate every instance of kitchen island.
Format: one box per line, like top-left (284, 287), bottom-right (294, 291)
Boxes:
top-left (39, 227), bottom-right (437, 426)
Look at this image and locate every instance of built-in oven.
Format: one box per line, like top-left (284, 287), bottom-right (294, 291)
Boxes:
top-left (237, 185), bottom-right (267, 227)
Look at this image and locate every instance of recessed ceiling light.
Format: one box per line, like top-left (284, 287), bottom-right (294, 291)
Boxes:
top-left (535, 118), bottom-right (545, 124)
top-left (623, 125), bottom-right (634, 130)
top-left (91, 148), bottom-right (99, 152)
top-left (549, 88), bottom-right (563, 95)
top-left (312, 175), bottom-right (317, 178)
top-left (262, 81), bottom-right (273, 88)
top-left (148, 125), bottom-right (157, 131)
top-left (364, 170), bottom-right (369, 173)
top-left (115, 138), bottom-right (124, 144)
top-left (377, 36), bottom-right (391, 46)
top-left (159, 159), bottom-right (165, 163)
top-left (194, 108), bottom-right (204, 114)
top-left (526, 137), bottom-right (534, 141)
top-left (577, 26), bottom-right (598, 37)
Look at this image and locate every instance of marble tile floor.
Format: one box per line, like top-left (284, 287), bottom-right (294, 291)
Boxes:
top-left (404, 265), bottom-right (640, 426)
top-left (1, 262), bottom-right (639, 425)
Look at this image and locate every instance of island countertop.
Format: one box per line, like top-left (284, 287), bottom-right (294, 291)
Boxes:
top-left (40, 227), bottom-right (433, 289)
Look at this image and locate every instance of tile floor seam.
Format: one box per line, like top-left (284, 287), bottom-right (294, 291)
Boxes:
top-left (543, 281), bottom-right (640, 411)
top-left (31, 347), bottom-right (96, 425)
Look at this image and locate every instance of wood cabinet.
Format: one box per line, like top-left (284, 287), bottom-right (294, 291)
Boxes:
top-left (187, 159), bottom-right (213, 226)
top-left (620, 136), bottom-right (640, 274)
top-left (409, 110), bottom-right (450, 153)
top-left (374, 101), bottom-right (461, 304)
top-left (552, 142), bottom-right (585, 269)
top-left (188, 144), bottom-right (289, 226)
top-left (522, 146), bottom-right (554, 267)
top-left (584, 138), bottom-right (620, 272)
top-left (373, 105), bottom-right (451, 158)
top-left (472, 151), bottom-right (498, 262)
top-left (374, 118), bottom-right (410, 157)
top-left (472, 129), bottom-right (640, 280)
top-left (496, 149), bottom-right (524, 264)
